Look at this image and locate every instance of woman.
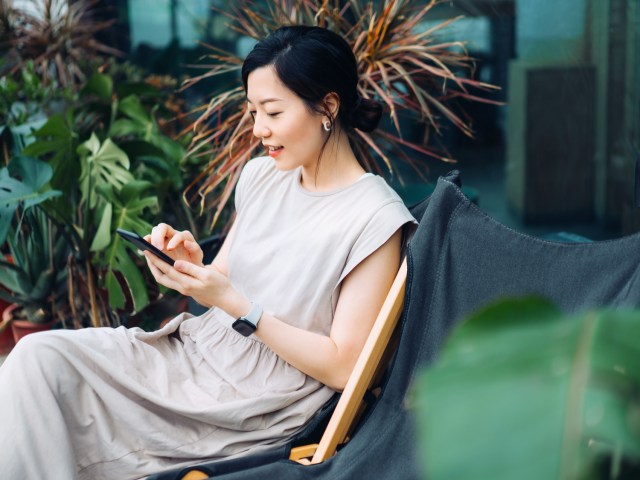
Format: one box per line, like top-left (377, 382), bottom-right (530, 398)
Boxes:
top-left (0, 26), bottom-right (415, 479)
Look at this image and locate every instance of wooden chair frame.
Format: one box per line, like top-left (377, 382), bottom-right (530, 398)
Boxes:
top-left (175, 259), bottom-right (407, 479)
top-left (289, 258), bottom-right (407, 465)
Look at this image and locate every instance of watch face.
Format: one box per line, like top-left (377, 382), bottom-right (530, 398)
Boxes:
top-left (232, 319), bottom-right (256, 337)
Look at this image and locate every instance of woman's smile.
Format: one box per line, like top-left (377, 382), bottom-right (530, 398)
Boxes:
top-left (265, 144), bottom-right (284, 158)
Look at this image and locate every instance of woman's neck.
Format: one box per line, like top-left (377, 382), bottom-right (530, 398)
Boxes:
top-left (299, 129), bottom-right (366, 192)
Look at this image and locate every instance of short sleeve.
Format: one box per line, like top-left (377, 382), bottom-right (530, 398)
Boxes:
top-left (337, 199), bottom-right (417, 287)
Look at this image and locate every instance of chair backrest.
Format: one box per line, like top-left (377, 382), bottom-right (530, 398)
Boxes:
top-left (289, 258), bottom-right (408, 464)
top-left (168, 171), bottom-right (640, 480)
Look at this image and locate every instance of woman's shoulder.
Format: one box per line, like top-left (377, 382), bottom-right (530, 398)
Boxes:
top-left (335, 175), bottom-right (416, 231)
top-left (362, 177), bottom-right (417, 224)
top-left (351, 175), bottom-right (408, 212)
top-left (367, 176), bottom-right (404, 202)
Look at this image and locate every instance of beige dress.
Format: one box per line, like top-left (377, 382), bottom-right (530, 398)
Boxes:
top-left (0, 156), bottom-right (415, 479)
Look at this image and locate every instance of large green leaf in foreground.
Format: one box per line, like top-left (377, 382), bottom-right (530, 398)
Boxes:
top-left (413, 297), bottom-right (640, 480)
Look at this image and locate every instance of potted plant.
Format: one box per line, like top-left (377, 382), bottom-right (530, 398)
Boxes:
top-left (0, 156), bottom-right (68, 341)
top-left (0, 279), bottom-right (15, 354)
top-left (18, 71), bottom-right (197, 328)
top-left (0, 208), bottom-right (68, 342)
top-left (1, 0), bottom-right (199, 330)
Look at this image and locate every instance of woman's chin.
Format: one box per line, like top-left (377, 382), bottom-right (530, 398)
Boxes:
top-left (271, 157), bottom-right (295, 171)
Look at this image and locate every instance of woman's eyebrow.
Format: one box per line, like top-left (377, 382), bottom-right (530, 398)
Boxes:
top-left (246, 97), bottom-right (284, 105)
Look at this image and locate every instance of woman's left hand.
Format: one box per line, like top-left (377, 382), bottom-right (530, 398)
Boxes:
top-left (144, 252), bottom-right (231, 308)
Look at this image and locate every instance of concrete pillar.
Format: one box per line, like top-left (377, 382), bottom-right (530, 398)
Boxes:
top-left (506, 0), bottom-right (596, 222)
top-left (590, 0), bottom-right (640, 232)
top-left (506, 63), bottom-right (595, 222)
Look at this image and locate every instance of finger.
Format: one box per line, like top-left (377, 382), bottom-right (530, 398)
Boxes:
top-left (174, 259), bottom-right (206, 278)
top-left (145, 252), bottom-right (165, 280)
top-left (166, 230), bottom-right (196, 251)
top-left (184, 241), bottom-right (204, 265)
top-left (184, 240), bottom-right (198, 250)
top-left (166, 231), bottom-right (186, 251)
top-left (145, 253), bottom-right (183, 290)
top-left (151, 223), bottom-right (176, 249)
top-left (184, 240), bottom-right (202, 254)
top-left (145, 251), bottom-right (172, 276)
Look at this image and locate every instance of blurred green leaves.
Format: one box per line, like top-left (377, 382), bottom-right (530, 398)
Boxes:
top-left (413, 297), bottom-right (640, 480)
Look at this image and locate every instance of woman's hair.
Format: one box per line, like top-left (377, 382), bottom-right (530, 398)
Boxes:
top-left (241, 26), bottom-right (382, 134)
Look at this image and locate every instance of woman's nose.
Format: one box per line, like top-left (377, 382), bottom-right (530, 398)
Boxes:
top-left (252, 117), bottom-right (270, 139)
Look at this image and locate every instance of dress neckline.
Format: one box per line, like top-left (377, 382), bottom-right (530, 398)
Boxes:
top-left (294, 170), bottom-right (375, 197)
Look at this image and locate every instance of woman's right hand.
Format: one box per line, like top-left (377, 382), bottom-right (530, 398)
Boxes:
top-left (145, 223), bottom-right (204, 267)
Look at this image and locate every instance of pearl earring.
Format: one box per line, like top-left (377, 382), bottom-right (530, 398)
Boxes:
top-left (323, 120), bottom-right (332, 132)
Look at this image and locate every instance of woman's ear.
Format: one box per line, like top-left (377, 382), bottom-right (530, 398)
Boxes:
top-left (323, 92), bottom-right (340, 120)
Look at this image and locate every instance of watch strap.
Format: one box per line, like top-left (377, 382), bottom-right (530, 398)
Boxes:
top-left (241, 302), bottom-right (263, 329)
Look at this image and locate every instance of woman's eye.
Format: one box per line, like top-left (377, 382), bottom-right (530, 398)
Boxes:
top-left (248, 110), bottom-right (256, 118)
top-left (267, 112), bottom-right (281, 118)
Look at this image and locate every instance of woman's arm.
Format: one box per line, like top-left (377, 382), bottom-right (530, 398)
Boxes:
top-left (251, 230), bottom-right (402, 390)
top-left (144, 227), bottom-right (402, 391)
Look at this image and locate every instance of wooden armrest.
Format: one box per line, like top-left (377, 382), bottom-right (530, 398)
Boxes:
top-left (289, 259), bottom-right (407, 464)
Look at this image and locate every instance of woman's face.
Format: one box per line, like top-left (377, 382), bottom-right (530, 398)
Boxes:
top-left (246, 65), bottom-right (326, 171)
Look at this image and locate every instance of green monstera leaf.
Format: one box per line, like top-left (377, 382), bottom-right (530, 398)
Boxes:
top-left (77, 133), bottom-right (134, 209)
top-left (22, 112), bottom-right (79, 194)
top-left (0, 156), bottom-right (61, 245)
top-left (413, 297), bottom-right (640, 480)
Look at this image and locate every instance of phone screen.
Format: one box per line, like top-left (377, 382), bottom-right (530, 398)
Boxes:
top-left (116, 229), bottom-right (175, 266)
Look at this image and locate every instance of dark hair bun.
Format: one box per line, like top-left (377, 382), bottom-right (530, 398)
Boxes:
top-left (351, 97), bottom-right (383, 133)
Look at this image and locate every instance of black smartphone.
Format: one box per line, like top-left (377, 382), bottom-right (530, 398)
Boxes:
top-left (116, 229), bottom-right (175, 266)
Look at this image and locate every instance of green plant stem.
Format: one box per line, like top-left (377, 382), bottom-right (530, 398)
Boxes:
top-left (559, 311), bottom-right (598, 479)
top-left (2, 140), bottom-right (9, 166)
top-left (86, 258), bottom-right (101, 328)
top-left (67, 257), bottom-right (81, 329)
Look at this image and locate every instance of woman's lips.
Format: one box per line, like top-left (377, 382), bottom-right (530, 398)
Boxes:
top-left (267, 146), bottom-right (284, 158)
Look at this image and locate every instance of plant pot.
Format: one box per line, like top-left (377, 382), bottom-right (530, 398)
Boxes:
top-left (0, 303), bottom-right (15, 355)
top-left (0, 258), bottom-right (17, 354)
top-left (2, 304), bottom-right (55, 344)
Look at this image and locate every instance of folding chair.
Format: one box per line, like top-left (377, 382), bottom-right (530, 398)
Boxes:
top-left (149, 248), bottom-right (409, 480)
top-left (154, 170), bottom-right (640, 480)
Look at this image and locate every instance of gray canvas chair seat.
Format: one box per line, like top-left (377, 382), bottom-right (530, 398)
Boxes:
top-left (149, 170), bottom-right (640, 479)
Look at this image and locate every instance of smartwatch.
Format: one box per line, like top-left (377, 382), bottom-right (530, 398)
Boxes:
top-left (232, 302), bottom-right (263, 337)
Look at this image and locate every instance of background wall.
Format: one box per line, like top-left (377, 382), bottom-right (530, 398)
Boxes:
top-left (106, 0), bottom-right (640, 238)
